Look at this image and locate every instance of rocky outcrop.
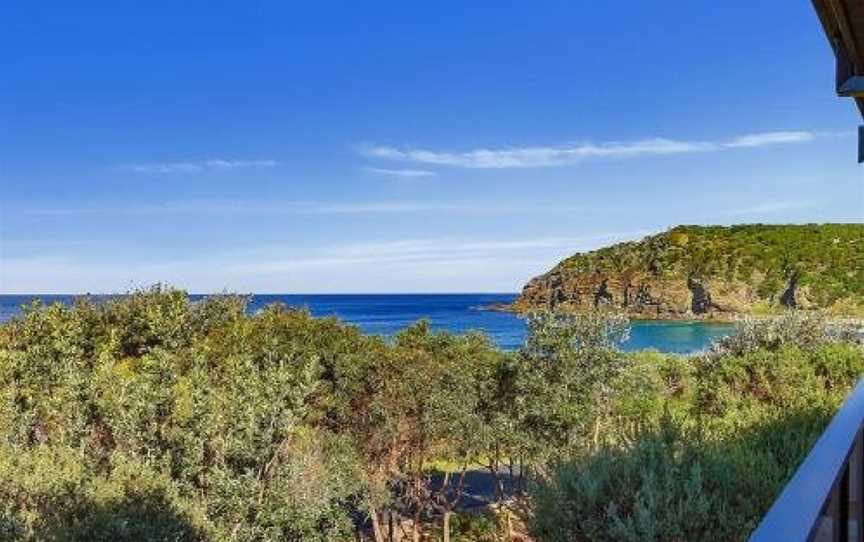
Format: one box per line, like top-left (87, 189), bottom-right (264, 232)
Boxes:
top-left (687, 277), bottom-right (713, 314)
top-left (780, 273), bottom-right (799, 308)
top-left (514, 271), bottom-right (731, 319)
top-left (511, 224), bottom-right (864, 319)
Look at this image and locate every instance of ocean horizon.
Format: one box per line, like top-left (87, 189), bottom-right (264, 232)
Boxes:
top-left (0, 293), bottom-right (733, 354)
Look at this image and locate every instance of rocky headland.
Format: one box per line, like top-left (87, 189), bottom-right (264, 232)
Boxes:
top-left (511, 224), bottom-right (864, 320)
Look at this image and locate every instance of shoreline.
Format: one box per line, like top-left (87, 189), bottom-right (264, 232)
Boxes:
top-left (483, 302), bottom-right (864, 326)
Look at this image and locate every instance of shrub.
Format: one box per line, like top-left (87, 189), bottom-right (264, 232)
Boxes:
top-left (0, 287), bottom-right (513, 541)
top-left (0, 288), bottom-right (367, 541)
top-left (3, 286), bottom-right (861, 541)
top-left (531, 334), bottom-right (864, 542)
top-left (708, 311), bottom-right (860, 358)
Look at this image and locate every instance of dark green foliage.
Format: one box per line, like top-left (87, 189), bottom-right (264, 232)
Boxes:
top-left (531, 408), bottom-right (833, 542)
top-left (511, 311), bottom-right (629, 458)
top-left (555, 223), bottom-right (864, 311)
top-left (446, 510), bottom-right (505, 541)
top-left (1, 286), bottom-right (861, 541)
top-left (0, 287), bottom-right (372, 540)
top-left (531, 315), bottom-right (864, 542)
top-left (0, 287), bottom-right (512, 541)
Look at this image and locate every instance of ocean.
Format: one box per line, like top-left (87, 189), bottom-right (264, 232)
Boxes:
top-left (0, 293), bottom-right (734, 354)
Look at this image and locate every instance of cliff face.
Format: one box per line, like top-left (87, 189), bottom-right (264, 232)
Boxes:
top-left (515, 270), bottom-right (796, 318)
top-left (513, 224), bottom-right (864, 319)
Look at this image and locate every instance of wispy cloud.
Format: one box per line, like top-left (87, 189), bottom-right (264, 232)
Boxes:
top-left (209, 231), bottom-right (649, 283)
top-left (723, 131), bottom-right (815, 148)
top-left (0, 232), bottom-right (647, 294)
top-left (123, 159), bottom-right (279, 174)
top-left (363, 167), bottom-right (437, 178)
top-left (359, 130), bottom-right (819, 169)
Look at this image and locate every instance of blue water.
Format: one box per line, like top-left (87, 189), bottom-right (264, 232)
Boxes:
top-left (0, 294), bottom-right (733, 354)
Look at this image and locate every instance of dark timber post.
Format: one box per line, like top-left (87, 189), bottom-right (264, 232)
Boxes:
top-left (858, 125), bottom-right (864, 163)
top-left (812, 0), bottom-right (864, 161)
top-left (853, 430), bottom-right (864, 542)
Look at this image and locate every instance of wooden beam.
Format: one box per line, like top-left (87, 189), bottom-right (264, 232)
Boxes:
top-left (813, 0), bottom-right (841, 50)
top-left (858, 125), bottom-right (864, 164)
top-left (826, 0), bottom-right (862, 69)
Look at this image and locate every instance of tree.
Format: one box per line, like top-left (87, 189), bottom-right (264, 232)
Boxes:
top-left (515, 310), bottom-right (629, 459)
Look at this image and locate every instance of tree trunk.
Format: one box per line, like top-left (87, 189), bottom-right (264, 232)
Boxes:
top-left (370, 509), bottom-right (386, 542)
top-left (506, 507), bottom-right (514, 541)
top-left (491, 466), bottom-right (506, 504)
top-left (592, 417), bottom-right (601, 450)
top-left (443, 510), bottom-right (452, 542)
top-left (518, 457), bottom-right (524, 494)
top-left (489, 444), bottom-right (503, 503)
top-left (412, 509), bottom-right (421, 542)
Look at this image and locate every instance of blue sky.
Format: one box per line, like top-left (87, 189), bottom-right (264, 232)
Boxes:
top-left (1, 1), bottom-right (862, 293)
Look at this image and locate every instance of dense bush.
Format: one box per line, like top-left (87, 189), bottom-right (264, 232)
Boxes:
top-left (0, 288), bottom-right (370, 540)
top-left (531, 314), bottom-right (864, 542)
top-left (554, 223), bottom-right (864, 312)
top-left (0, 287), bottom-right (524, 541)
top-left (707, 310), bottom-right (860, 358)
top-left (0, 287), bottom-right (861, 541)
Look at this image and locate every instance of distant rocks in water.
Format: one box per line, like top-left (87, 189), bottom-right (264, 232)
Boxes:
top-left (511, 224), bottom-right (864, 320)
top-left (480, 302), bottom-right (517, 313)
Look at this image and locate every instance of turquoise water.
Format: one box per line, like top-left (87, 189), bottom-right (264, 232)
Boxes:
top-left (0, 294), bottom-right (733, 354)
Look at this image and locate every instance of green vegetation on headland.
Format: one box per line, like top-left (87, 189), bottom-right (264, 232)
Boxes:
top-left (514, 223), bottom-right (864, 319)
top-left (0, 286), bottom-right (862, 541)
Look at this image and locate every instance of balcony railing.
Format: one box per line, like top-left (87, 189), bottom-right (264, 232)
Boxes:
top-left (750, 379), bottom-right (864, 542)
